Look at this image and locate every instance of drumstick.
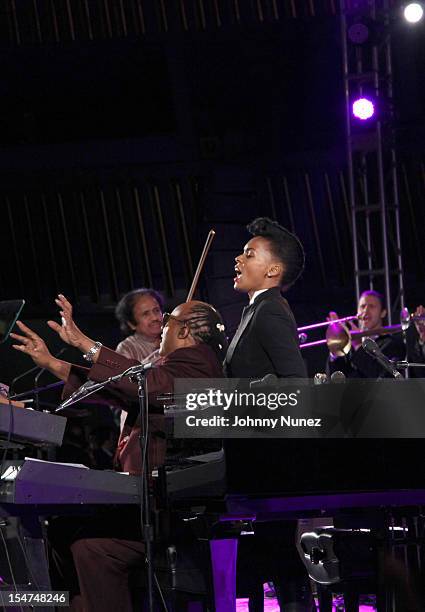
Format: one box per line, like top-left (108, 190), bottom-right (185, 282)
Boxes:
top-left (186, 230), bottom-right (216, 302)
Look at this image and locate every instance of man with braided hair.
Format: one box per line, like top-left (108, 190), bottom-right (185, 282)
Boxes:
top-left (13, 296), bottom-right (227, 475)
top-left (11, 298), bottom-right (227, 612)
top-left (183, 301), bottom-right (227, 359)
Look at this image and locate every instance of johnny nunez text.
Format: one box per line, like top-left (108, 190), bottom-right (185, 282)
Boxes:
top-left (185, 415), bottom-right (322, 428)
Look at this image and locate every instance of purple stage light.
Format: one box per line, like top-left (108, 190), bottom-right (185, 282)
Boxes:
top-left (352, 97), bottom-right (375, 120)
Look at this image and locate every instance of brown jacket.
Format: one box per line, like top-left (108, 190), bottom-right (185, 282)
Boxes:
top-left (63, 343), bottom-right (224, 474)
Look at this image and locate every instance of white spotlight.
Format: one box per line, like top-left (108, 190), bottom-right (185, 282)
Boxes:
top-left (404, 3), bottom-right (424, 23)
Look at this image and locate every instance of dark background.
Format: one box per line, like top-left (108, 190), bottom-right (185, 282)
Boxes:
top-left (0, 0), bottom-right (424, 391)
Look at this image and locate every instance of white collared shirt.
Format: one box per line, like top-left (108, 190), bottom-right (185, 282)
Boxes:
top-left (249, 288), bottom-right (269, 305)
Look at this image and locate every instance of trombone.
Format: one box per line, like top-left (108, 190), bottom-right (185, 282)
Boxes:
top-left (298, 311), bottom-right (425, 353)
top-left (298, 315), bottom-right (357, 332)
top-left (298, 315), bottom-right (358, 350)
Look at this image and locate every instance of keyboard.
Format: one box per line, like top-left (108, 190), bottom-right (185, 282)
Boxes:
top-left (0, 400), bottom-right (66, 446)
top-left (0, 450), bottom-right (226, 506)
top-left (0, 458), bottom-right (140, 505)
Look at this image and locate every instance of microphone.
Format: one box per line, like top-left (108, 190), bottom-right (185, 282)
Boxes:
top-left (313, 372), bottom-right (328, 385)
top-left (123, 361), bottom-right (156, 382)
top-left (56, 379), bottom-right (100, 412)
top-left (330, 371), bottom-right (346, 383)
top-left (249, 373), bottom-right (278, 388)
top-left (362, 337), bottom-right (403, 379)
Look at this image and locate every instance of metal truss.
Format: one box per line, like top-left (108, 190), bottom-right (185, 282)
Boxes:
top-left (340, 0), bottom-right (404, 323)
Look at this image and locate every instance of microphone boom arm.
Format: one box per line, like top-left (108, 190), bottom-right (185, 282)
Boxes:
top-left (55, 362), bottom-right (154, 411)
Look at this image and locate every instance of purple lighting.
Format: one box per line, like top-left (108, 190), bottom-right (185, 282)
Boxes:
top-left (352, 97), bottom-right (375, 120)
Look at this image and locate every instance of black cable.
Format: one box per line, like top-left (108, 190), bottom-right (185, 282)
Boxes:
top-left (0, 524), bottom-right (24, 612)
top-left (15, 532), bottom-right (41, 591)
top-left (153, 570), bottom-right (169, 612)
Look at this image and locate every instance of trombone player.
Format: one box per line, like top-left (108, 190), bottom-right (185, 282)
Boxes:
top-left (326, 290), bottom-right (406, 379)
top-left (407, 304), bottom-right (425, 376)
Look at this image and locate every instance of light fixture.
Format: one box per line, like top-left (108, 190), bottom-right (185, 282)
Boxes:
top-left (352, 97), bottom-right (375, 121)
top-left (403, 3), bottom-right (424, 23)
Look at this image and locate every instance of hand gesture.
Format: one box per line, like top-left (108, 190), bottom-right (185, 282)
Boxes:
top-left (348, 318), bottom-right (361, 350)
top-left (326, 312), bottom-right (359, 356)
top-left (48, 294), bottom-right (94, 352)
top-left (414, 305), bottom-right (425, 342)
top-left (10, 321), bottom-right (54, 369)
top-left (326, 312), bottom-right (345, 357)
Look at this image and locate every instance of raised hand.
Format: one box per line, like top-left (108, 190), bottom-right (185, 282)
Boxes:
top-left (10, 321), bottom-right (54, 369)
top-left (11, 320), bottom-right (71, 381)
top-left (326, 312), bottom-right (360, 355)
top-left (326, 312), bottom-right (346, 357)
top-left (48, 294), bottom-right (95, 353)
top-left (348, 318), bottom-right (361, 351)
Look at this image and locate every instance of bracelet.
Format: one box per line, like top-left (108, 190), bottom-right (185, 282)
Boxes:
top-left (83, 341), bottom-right (102, 362)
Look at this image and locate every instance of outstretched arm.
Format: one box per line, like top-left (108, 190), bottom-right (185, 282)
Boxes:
top-left (10, 321), bottom-right (72, 381)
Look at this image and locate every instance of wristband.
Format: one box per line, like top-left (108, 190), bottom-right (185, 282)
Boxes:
top-left (83, 341), bottom-right (102, 362)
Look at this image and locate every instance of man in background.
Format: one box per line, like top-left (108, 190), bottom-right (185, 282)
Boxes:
top-left (114, 288), bottom-right (164, 430)
top-left (326, 289), bottom-right (405, 378)
top-left (115, 288), bottom-right (163, 362)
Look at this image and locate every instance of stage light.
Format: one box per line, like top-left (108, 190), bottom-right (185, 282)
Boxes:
top-left (403, 3), bottom-right (424, 23)
top-left (348, 21), bottom-right (370, 44)
top-left (352, 98), bottom-right (375, 120)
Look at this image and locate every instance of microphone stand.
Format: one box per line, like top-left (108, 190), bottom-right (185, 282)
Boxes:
top-left (133, 369), bottom-right (155, 612)
top-left (395, 361), bottom-right (425, 371)
top-left (8, 380), bottom-right (65, 401)
top-left (9, 364), bottom-right (41, 397)
top-left (55, 363), bottom-right (157, 611)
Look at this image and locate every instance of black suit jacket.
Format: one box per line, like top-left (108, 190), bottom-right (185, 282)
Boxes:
top-left (225, 287), bottom-right (306, 379)
top-left (224, 288), bottom-right (308, 496)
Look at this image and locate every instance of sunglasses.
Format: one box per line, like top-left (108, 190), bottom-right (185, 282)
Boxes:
top-left (162, 312), bottom-right (191, 327)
